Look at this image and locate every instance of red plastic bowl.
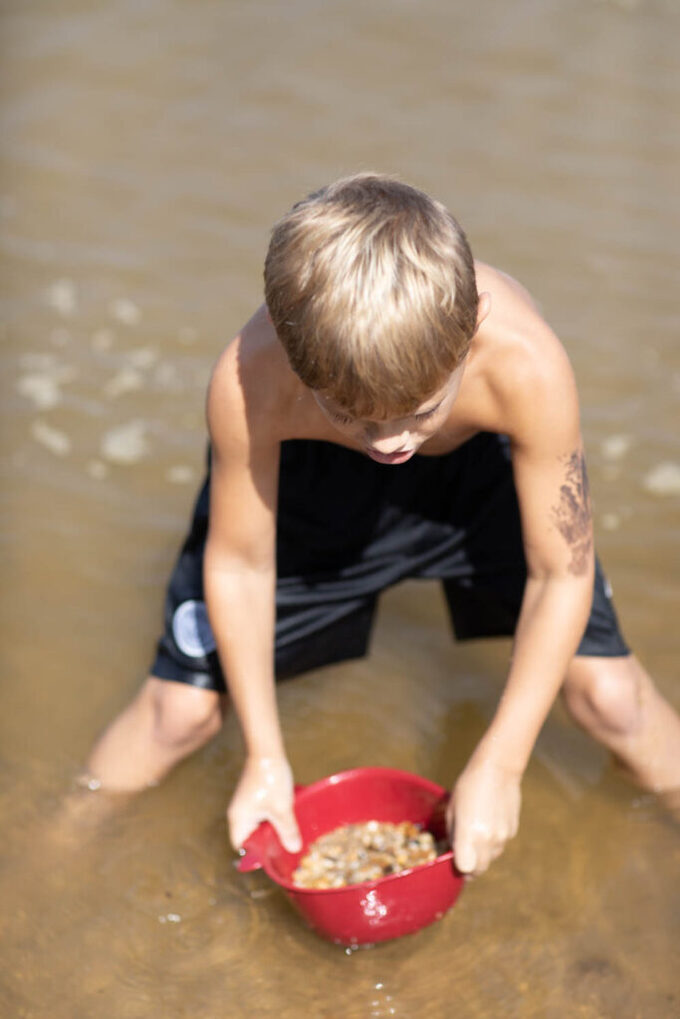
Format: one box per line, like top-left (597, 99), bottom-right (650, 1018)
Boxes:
top-left (237, 767), bottom-right (464, 946)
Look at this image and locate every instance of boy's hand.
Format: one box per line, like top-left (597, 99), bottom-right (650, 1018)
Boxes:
top-left (227, 755), bottom-right (303, 854)
top-left (446, 759), bottom-right (521, 877)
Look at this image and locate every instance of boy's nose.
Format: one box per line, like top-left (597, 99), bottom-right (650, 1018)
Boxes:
top-left (365, 426), bottom-right (412, 454)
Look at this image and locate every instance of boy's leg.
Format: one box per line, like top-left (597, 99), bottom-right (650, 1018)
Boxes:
top-left (562, 654), bottom-right (680, 793)
top-left (86, 676), bottom-right (224, 792)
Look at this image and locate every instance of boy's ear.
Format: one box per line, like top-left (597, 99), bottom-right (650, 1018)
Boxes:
top-left (476, 291), bottom-right (492, 330)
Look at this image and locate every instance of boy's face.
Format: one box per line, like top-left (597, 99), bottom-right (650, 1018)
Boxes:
top-left (313, 365), bottom-right (465, 465)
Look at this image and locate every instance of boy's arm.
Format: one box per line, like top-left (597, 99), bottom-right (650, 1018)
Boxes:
top-left (448, 340), bottom-right (594, 875)
top-left (203, 343), bottom-right (301, 853)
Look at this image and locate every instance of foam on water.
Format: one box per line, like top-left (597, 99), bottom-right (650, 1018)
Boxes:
top-left (100, 419), bottom-right (150, 464)
top-left (642, 462), bottom-right (680, 497)
top-left (109, 298), bottom-right (142, 327)
top-left (166, 465), bottom-right (196, 485)
top-left (16, 362), bottom-right (78, 410)
top-left (600, 435), bottom-right (631, 461)
top-left (103, 368), bottom-right (145, 399)
top-left (31, 419), bottom-right (72, 456)
top-left (46, 279), bottom-right (78, 317)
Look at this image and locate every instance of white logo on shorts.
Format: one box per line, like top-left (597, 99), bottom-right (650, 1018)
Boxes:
top-left (172, 600), bottom-right (217, 658)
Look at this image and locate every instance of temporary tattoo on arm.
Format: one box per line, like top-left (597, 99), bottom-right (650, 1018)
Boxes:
top-left (551, 450), bottom-right (593, 575)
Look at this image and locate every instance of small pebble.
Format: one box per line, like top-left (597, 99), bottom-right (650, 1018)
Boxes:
top-left (642, 462), bottom-right (680, 497)
top-left (16, 374), bottom-right (62, 410)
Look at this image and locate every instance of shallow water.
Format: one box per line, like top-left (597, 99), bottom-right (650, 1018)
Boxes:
top-left (1, 1), bottom-right (679, 1016)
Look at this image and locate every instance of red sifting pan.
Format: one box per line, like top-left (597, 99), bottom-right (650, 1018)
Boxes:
top-left (237, 767), bottom-right (464, 946)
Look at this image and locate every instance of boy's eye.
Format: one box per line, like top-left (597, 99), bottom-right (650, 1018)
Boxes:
top-left (331, 410), bottom-right (355, 426)
top-left (414, 406), bottom-right (438, 422)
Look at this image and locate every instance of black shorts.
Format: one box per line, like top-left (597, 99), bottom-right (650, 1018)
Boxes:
top-left (150, 432), bottom-right (630, 693)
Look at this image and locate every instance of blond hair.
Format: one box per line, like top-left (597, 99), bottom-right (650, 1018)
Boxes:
top-left (264, 173), bottom-right (479, 418)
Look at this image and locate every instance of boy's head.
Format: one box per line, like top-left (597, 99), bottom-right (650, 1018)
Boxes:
top-left (264, 173), bottom-right (479, 420)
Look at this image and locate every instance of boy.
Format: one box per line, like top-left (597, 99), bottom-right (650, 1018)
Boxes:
top-left (87, 174), bottom-right (680, 876)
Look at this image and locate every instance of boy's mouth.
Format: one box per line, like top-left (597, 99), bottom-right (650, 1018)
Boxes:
top-left (365, 447), bottom-right (416, 465)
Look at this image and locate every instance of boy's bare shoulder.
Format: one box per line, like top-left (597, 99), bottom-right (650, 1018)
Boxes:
top-left (468, 263), bottom-right (581, 446)
top-left (207, 305), bottom-right (302, 448)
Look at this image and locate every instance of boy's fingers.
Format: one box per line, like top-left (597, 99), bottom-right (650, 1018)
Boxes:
top-left (272, 813), bottom-right (303, 854)
top-left (228, 816), bottom-right (250, 852)
top-left (453, 841), bottom-right (477, 874)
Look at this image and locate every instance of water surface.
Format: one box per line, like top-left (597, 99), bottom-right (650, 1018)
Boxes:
top-left (1, 1), bottom-right (679, 1016)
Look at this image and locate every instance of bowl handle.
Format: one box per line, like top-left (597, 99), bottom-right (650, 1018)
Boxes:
top-left (236, 825), bottom-right (269, 873)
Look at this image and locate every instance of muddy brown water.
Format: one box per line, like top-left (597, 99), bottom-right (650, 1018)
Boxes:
top-left (1, 1), bottom-right (679, 1016)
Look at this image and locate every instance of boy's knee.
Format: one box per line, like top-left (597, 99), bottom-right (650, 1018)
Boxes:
top-left (562, 657), bottom-right (642, 737)
top-left (147, 678), bottom-right (223, 751)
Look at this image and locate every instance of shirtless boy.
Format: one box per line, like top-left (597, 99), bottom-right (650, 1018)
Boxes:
top-left (87, 174), bottom-right (680, 876)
